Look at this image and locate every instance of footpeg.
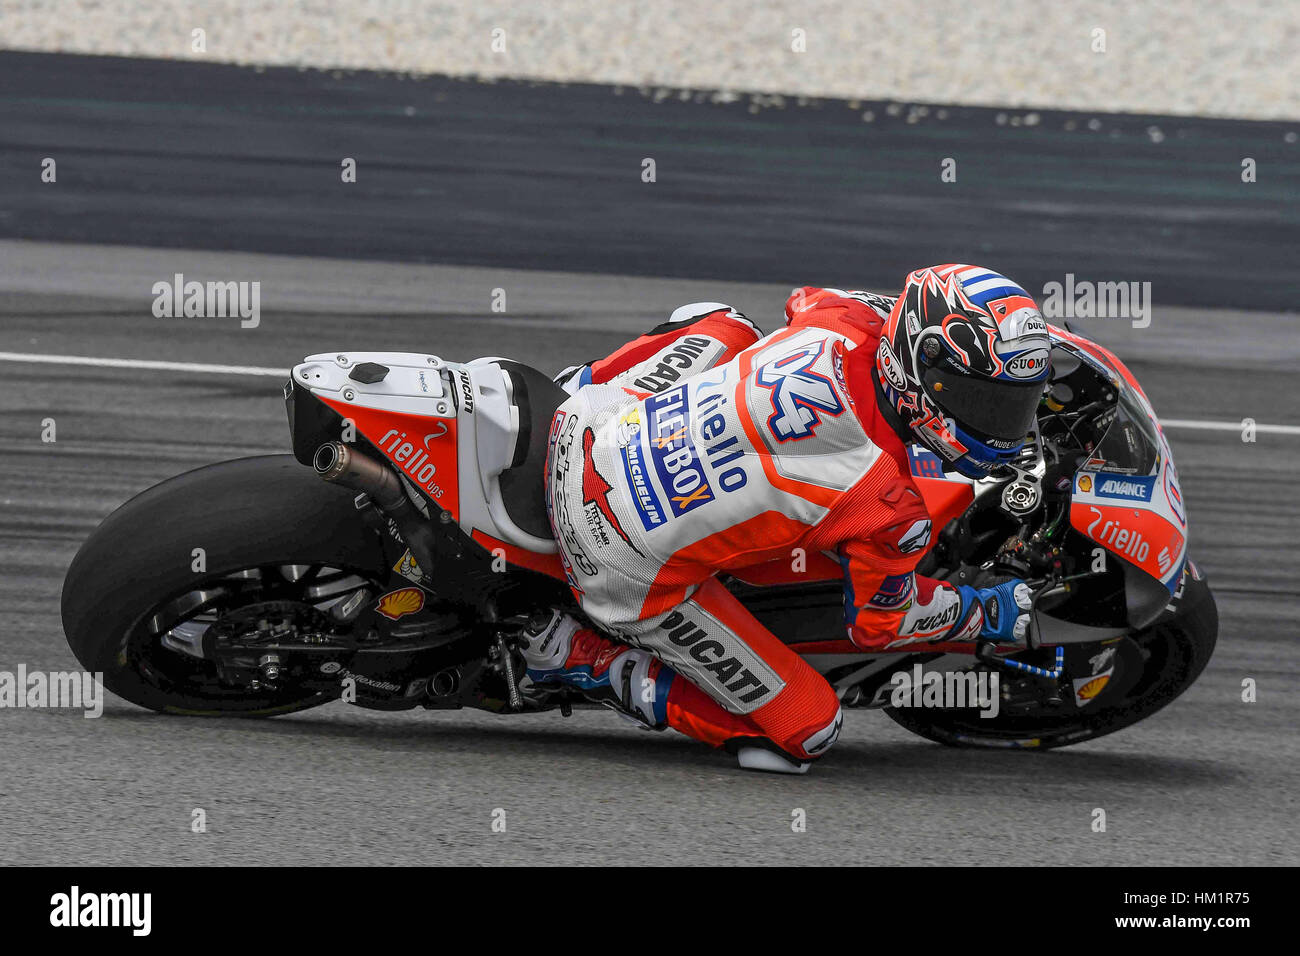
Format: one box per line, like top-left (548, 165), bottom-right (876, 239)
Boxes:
top-left (494, 632), bottom-right (524, 711)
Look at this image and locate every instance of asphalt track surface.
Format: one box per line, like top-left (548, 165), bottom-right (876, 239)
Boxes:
top-left (0, 53), bottom-right (1297, 867)
top-left (0, 51), bottom-right (1298, 311)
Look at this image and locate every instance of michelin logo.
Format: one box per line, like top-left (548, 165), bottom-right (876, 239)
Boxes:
top-left (619, 410), bottom-right (668, 531)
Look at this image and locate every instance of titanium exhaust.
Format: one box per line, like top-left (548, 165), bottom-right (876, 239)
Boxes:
top-left (314, 441), bottom-right (408, 513)
top-left (314, 442), bottom-right (438, 579)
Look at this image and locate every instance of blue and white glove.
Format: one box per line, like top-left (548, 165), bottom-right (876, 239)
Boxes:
top-left (959, 580), bottom-right (1034, 644)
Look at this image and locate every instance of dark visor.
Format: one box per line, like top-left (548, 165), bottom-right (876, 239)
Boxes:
top-left (921, 367), bottom-right (1043, 441)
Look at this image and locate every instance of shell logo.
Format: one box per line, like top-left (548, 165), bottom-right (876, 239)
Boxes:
top-left (1078, 474), bottom-right (1093, 493)
top-left (1076, 675), bottom-right (1110, 700)
top-left (375, 587), bottom-right (425, 620)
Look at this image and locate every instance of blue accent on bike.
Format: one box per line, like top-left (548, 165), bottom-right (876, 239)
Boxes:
top-left (990, 646), bottom-right (1064, 679)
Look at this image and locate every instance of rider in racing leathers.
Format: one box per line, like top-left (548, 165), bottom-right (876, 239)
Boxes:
top-left (523, 264), bottom-right (1051, 773)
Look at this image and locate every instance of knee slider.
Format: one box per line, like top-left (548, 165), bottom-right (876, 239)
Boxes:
top-left (665, 301), bottom-right (738, 327)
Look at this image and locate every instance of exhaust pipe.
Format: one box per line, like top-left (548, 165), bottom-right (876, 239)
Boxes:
top-left (314, 441), bottom-right (408, 513)
top-left (315, 442), bottom-right (438, 578)
top-left (430, 667), bottom-right (460, 697)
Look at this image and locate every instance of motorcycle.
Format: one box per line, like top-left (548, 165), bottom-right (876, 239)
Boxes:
top-left (61, 325), bottom-right (1217, 751)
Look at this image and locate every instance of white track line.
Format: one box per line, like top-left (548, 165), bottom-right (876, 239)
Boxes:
top-left (0, 351), bottom-right (1296, 435)
top-left (1161, 418), bottom-right (1300, 436)
top-left (0, 351), bottom-right (287, 377)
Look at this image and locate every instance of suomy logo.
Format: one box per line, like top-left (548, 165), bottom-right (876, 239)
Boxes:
top-left (1004, 349), bottom-right (1050, 379)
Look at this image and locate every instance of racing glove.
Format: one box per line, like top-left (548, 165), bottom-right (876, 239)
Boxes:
top-left (961, 579), bottom-right (1034, 644)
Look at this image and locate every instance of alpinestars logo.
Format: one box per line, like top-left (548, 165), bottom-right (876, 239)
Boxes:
top-left (582, 428), bottom-right (641, 553)
top-left (755, 341), bottom-right (845, 441)
top-left (896, 518), bottom-right (932, 554)
top-left (803, 709), bottom-right (843, 755)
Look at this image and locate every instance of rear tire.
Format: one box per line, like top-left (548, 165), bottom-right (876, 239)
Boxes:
top-left (61, 456), bottom-right (388, 716)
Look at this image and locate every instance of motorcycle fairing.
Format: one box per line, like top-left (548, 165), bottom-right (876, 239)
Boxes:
top-left (1057, 340), bottom-right (1188, 594)
top-left (289, 352), bottom-right (561, 572)
top-left (896, 329), bottom-right (1188, 595)
top-left (317, 397), bottom-right (461, 514)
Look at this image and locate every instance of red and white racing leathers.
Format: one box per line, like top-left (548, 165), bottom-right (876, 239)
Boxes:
top-left (544, 291), bottom-right (983, 762)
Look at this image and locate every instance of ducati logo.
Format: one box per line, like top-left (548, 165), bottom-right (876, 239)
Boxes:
top-left (631, 335), bottom-right (714, 392)
top-left (457, 369), bottom-right (475, 413)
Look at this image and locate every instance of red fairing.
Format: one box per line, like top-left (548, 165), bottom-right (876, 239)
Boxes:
top-left (319, 397), bottom-right (460, 519)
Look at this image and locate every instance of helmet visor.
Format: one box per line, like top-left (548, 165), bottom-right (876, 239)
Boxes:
top-left (921, 367), bottom-right (1043, 441)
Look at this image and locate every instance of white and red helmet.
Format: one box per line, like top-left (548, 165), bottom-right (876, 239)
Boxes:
top-left (875, 264), bottom-right (1051, 478)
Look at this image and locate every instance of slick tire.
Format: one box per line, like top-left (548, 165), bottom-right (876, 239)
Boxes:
top-left (61, 455), bottom-right (388, 716)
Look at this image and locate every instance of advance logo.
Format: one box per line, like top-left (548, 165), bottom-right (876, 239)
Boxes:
top-left (50, 886), bottom-right (151, 936)
top-left (1094, 473), bottom-right (1156, 502)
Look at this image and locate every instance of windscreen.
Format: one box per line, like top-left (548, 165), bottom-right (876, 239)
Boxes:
top-left (1086, 385), bottom-right (1161, 478)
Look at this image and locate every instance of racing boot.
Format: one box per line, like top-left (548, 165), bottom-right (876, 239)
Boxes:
top-left (520, 611), bottom-right (825, 774)
top-left (518, 610), bottom-right (673, 729)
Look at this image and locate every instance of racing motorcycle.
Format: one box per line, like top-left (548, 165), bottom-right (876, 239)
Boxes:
top-left (61, 326), bottom-right (1217, 751)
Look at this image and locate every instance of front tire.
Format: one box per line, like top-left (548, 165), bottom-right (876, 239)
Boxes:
top-left (884, 575), bottom-right (1218, 749)
top-left (61, 455), bottom-right (389, 716)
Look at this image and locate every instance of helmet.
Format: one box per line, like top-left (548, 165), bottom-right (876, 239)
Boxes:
top-left (875, 264), bottom-right (1051, 479)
